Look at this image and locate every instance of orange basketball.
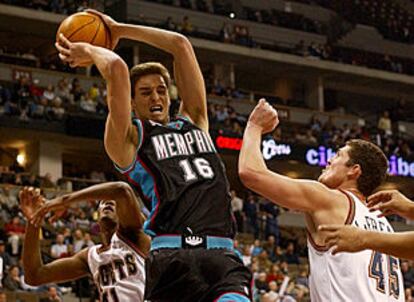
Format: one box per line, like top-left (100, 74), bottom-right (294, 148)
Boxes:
top-left (56, 12), bottom-right (111, 49)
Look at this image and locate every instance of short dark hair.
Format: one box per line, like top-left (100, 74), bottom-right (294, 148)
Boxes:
top-left (130, 62), bottom-right (171, 98)
top-left (346, 139), bottom-right (388, 196)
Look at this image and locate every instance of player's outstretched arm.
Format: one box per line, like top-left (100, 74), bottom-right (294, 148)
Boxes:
top-left (367, 190), bottom-right (414, 220)
top-left (87, 9), bottom-right (208, 132)
top-left (20, 187), bottom-right (89, 286)
top-left (32, 182), bottom-right (144, 232)
top-left (319, 224), bottom-right (414, 260)
top-left (239, 99), bottom-right (337, 212)
top-left (55, 33), bottom-right (137, 169)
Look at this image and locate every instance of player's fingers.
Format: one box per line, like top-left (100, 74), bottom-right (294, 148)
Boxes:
top-left (367, 191), bottom-right (391, 206)
top-left (58, 53), bottom-right (70, 63)
top-left (377, 209), bottom-right (393, 218)
top-left (58, 33), bottom-right (71, 48)
top-left (55, 42), bottom-right (70, 56)
top-left (318, 224), bottom-right (341, 232)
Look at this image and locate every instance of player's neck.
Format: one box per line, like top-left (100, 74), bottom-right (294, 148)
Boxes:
top-left (100, 230), bottom-right (115, 247)
top-left (339, 184), bottom-right (366, 202)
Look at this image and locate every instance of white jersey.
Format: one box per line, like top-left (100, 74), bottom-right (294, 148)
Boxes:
top-left (88, 233), bottom-right (146, 302)
top-left (308, 190), bottom-right (405, 302)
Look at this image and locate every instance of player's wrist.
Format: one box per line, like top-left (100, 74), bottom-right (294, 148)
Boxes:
top-left (246, 121), bottom-right (264, 132)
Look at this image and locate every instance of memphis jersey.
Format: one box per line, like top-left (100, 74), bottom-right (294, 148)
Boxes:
top-left (87, 233), bottom-right (145, 302)
top-left (116, 117), bottom-right (235, 237)
top-left (308, 190), bottom-right (405, 302)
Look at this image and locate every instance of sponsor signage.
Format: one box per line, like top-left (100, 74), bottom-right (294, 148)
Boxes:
top-left (305, 146), bottom-right (414, 178)
top-left (262, 139), bottom-right (292, 160)
top-left (213, 133), bottom-right (414, 178)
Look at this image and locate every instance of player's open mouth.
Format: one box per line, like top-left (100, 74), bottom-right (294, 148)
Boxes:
top-left (150, 105), bottom-right (163, 113)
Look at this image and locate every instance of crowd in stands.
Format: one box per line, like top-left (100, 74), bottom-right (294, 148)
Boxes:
top-left (293, 0), bottom-right (414, 44)
top-left (2, 0), bottom-right (414, 76)
top-left (0, 76), bottom-right (107, 122)
top-left (1, 69), bottom-right (413, 162)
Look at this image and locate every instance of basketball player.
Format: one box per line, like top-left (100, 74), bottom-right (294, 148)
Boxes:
top-left (319, 189), bottom-right (414, 260)
top-left (239, 99), bottom-right (405, 301)
top-left (21, 182), bottom-right (149, 302)
top-left (55, 10), bottom-right (252, 302)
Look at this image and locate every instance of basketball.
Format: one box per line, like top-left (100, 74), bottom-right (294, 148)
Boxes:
top-left (56, 12), bottom-right (111, 49)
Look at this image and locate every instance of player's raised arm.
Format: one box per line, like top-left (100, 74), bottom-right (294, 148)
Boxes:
top-left (20, 187), bottom-right (89, 286)
top-left (319, 224), bottom-right (414, 260)
top-left (87, 9), bottom-right (208, 132)
top-left (55, 33), bottom-right (137, 169)
top-left (239, 99), bottom-right (339, 212)
top-left (32, 182), bottom-right (144, 235)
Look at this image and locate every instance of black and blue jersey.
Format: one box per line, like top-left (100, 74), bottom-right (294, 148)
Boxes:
top-left (115, 116), bottom-right (236, 238)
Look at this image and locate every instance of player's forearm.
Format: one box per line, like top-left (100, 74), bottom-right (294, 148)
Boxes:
top-left (59, 182), bottom-right (131, 207)
top-left (239, 123), bottom-right (268, 184)
top-left (23, 224), bottom-right (45, 285)
top-left (117, 23), bottom-right (187, 56)
top-left (85, 44), bottom-right (128, 80)
top-left (405, 202), bottom-right (414, 220)
top-left (364, 231), bottom-right (414, 260)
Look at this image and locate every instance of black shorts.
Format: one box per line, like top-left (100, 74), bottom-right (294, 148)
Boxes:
top-left (144, 248), bottom-right (252, 302)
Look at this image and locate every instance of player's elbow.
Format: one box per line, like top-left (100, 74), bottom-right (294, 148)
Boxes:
top-left (173, 34), bottom-right (193, 53)
top-left (239, 167), bottom-right (260, 190)
top-left (107, 57), bottom-right (128, 78)
top-left (112, 181), bottom-right (134, 199)
top-left (24, 273), bottom-right (43, 286)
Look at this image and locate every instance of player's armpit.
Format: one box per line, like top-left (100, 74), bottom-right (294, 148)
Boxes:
top-left (26, 248), bottom-right (90, 286)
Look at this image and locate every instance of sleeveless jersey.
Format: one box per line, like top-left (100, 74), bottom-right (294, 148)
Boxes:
top-left (308, 190), bottom-right (405, 302)
top-left (87, 233), bottom-right (145, 302)
top-left (116, 117), bottom-right (235, 237)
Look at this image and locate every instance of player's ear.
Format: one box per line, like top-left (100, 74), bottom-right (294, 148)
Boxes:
top-left (348, 163), bottom-right (361, 180)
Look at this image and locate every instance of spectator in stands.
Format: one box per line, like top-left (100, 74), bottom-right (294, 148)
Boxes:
top-left (257, 250), bottom-right (272, 271)
top-left (241, 245), bottom-right (252, 267)
top-left (251, 239), bottom-right (263, 257)
top-left (266, 263), bottom-right (285, 284)
top-left (285, 242), bottom-right (300, 265)
top-left (378, 110), bottom-right (392, 136)
top-left (231, 190), bottom-right (244, 232)
top-left (5, 216), bottom-right (25, 256)
top-left (3, 265), bottom-right (23, 291)
top-left (22, 173), bottom-right (40, 188)
top-left (255, 271), bottom-right (270, 294)
top-left (75, 210), bottom-right (91, 231)
top-left (244, 193), bottom-right (259, 238)
top-left (42, 173), bottom-right (56, 188)
top-left (219, 22), bottom-right (233, 43)
top-left (296, 269), bottom-right (309, 288)
top-left (180, 16), bottom-right (194, 34)
top-left (163, 16), bottom-right (176, 31)
top-left (79, 93), bottom-right (96, 113)
top-left (50, 234), bottom-right (68, 259)
top-left (0, 239), bottom-right (13, 273)
top-left (14, 76), bottom-right (32, 121)
top-left (82, 232), bottom-right (94, 248)
top-left (72, 229), bottom-right (84, 253)
top-left (402, 261), bottom-right (414, 290)
top-left (263, 235), bottom-right (277, 258)
top-left (55, 78), bottom-right (72, 105)
top-left (50, 96), bottom-right (65, 120)
top-left (264, 280), bottom-right (279, 301)
top-left (40, 286), bottom-right (62, 302)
